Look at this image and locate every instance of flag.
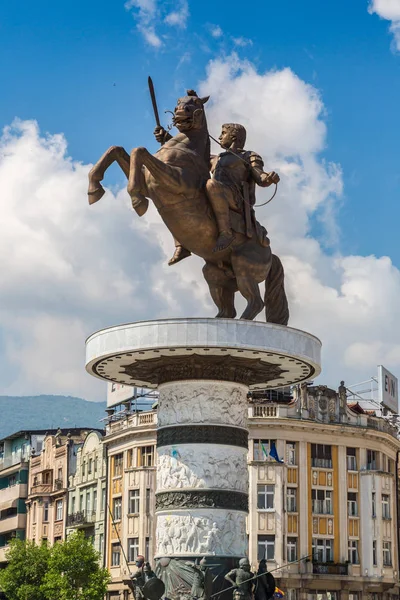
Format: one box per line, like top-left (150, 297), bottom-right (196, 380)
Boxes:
top-left (261, 441), bottom-right (269, 459)
top-left (269, 442), bottom-right (284, 463)
top-left (274, 587), bottom-right (285, 598)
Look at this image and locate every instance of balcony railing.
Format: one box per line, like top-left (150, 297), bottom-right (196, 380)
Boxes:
top-left (312, 562), bottom-right (348, 575)
top-left (0, 453), bottom-right (29, 470)
top-left (67, 510), bottom-right (96, 527)
top-left (31, 483), bottom-right (52, 495)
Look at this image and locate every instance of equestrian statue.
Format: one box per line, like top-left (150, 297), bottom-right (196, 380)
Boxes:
top-left (88, 79), bottom-right (289, 324)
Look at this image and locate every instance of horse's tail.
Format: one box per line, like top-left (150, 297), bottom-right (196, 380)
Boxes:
top-left (264, 254), bottom-right (289, 326)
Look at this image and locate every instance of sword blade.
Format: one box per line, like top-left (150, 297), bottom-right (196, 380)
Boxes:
top-left (148, 76), bottom-right (161, 128)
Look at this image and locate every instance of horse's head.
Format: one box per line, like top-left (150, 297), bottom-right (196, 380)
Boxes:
top-left (173, 90), bottom-right (210, 132)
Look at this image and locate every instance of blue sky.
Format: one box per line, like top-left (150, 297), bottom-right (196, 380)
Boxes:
top-left (1, 0), bottom-right (400, 399)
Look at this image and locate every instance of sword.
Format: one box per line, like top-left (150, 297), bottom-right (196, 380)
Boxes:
top-left (148, 76), bottom-right (161, 129)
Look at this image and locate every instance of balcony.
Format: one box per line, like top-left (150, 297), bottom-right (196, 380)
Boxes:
top-left (0, 514), bottom-right (26, 534)
top-left (250, 405), bottom-right (289, 419)
top-left (0, 454), bottom-right (29, 471)
top-left (107, 410), bottom-right (157, 435)
top-left (0, 484), bottom-right (28, 506)
top-left (66, 510), bottom-right (96, 527)
top-left (0, 545), bottom-right (10, 563)
top-left (30, 483), bottom-right (52, 495)
top-left (312, 562), bottom-right (348, 575)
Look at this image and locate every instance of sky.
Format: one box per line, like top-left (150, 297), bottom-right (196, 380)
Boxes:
top-left (1, 0), bottom-right (400, 401)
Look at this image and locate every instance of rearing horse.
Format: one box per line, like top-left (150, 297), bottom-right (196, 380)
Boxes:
top-left (88, 91), bottom-right (289, 323)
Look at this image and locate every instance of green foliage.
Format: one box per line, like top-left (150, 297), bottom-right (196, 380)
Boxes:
top-left (0, 538), bottom-right (50, 600)
top-left (0, 532), bottom-right (110, 600)
top-left (42, 531), bottom-right (110, 600)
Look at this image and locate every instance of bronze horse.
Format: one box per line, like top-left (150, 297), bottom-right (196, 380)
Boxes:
top-left (88, 91), bottom-right (289, 323)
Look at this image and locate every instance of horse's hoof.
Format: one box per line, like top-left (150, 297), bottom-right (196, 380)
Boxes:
top-left (88, 186), bottom-right (105, 205)
top-left (168, 247), bottom-right (192, 266)
top-left (132, 197), bottom-right (149, 217)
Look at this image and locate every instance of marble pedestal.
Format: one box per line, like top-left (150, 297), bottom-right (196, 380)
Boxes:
top-left (86, 318), bottom-right (321, 596)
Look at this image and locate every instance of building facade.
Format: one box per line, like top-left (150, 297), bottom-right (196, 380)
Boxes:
top-left (103, 409), bottom-right (157, 599)
top-left (66, 430), bottom-right (106, 561)
top-left (102, 384), bottom-right (400, 600)
top-left (0, 430), bottom-right (52, 566)
top-left (26, 428), bottom-right (94, 545)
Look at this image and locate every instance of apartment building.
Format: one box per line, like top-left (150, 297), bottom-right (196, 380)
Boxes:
top-left (103, 408), bottom-right (157, 599)
top-left (248, 384), bottom-right (400, 600)
top-left (102, 383), bottom-right (400, 600)
top-left (25, 428), bottom-right (98, 545)
top-left (0, 430), bottom-right (54, 566)
top-left (66, 430), bottom-right (106, 562)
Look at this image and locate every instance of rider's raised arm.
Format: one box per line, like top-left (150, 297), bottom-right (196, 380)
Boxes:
top-left (154, 126), bottom-right (173, 145)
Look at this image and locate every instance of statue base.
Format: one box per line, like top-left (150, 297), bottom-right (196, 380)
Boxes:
top-left (85, 318), bottom-right (321, 600)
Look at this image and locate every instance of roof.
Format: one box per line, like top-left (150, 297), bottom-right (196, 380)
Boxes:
top-left (0, 427), bottom-right (104, 444)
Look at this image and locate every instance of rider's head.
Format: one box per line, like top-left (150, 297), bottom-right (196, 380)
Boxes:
top-left (220, 123), bottom-right (247, 150)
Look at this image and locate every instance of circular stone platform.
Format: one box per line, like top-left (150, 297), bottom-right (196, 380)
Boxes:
top-left (85, 318), bottom-right (321, 390)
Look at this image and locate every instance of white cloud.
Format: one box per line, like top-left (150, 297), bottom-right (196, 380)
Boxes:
top-left (209, 25), bottom-right (223, 38)
top-left (232, 37), bottom-right (253, 47)
top-left (165, 0), bottom-right (189, 28)
top-left (2, 54), bottom-right (400, 401)
top-left (368, 0), bottom-right (400, 51)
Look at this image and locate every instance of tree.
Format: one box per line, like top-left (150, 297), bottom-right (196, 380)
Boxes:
top-left (0, 538), bottom-right (50, 600)
top-left (42, 531), bottom-right (110, 600)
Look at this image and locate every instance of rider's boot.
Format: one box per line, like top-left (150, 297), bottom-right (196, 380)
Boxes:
top-left (168, 243), bottom-right (192, 266)
top-left (213, 229), bottom-right (235, 253)
top-left (212, 203), bottom-right (235, 252)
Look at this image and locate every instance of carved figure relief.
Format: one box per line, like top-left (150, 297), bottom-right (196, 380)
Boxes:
top-left (156, 445), bottom-right (248, 493)
top-left (158, 382), bottom-right (247, 428)
top-left (155, 511), bottom-right (247, 557)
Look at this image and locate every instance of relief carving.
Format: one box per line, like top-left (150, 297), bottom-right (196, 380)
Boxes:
top-left (155, 490), bottom-right (248, 512)
top-left (158, 382), bottom-right (247, 428)
top-left (156, 445), bottom-right (248, 493)
top-left (156, 511), bottom-right (247, 557)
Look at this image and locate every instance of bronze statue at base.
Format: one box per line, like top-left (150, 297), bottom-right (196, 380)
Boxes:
top-left (88, 81), bottom-right (289, 324)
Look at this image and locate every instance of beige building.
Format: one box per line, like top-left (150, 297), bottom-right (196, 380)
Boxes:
top-left (103, 409), bottom-right (157, 599)
top-left (26, 428), bottom-right (93, 545)
top-left (66, 431), bottom-right (106, 561)
top-left (102, 384), bottom-right (400, 600)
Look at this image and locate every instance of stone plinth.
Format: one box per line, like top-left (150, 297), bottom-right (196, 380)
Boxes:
top-left (85, 319), bottom-right (321, 593)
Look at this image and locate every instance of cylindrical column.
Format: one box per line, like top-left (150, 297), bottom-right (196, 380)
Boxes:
top-left (155, 379), bottom-right (249, 559)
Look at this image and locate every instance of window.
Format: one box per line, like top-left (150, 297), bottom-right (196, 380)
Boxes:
top-left (71, 496), bottom-right (76, 514)
top-left (127, 448), bottom-right (134, 468)
top-left (286, 592), bottom-right (298, 600)
top-left (286, 442), bottom-right (297, 465)
top-left (309, 594), bottom-right (337, 600)
top-left (312, 490), bottom-right (332, 514)
top-left (372, 540), bottom-right (377, 565)
top-left (93, 490), bottom-right (97, 512)
top-left (113, 497), bottom-right (122, 521)
top-left (382, 494), bottom-right (391, 519)
top-left (56, 500), bottom-right (63, 521)
top-left (257, 535), bottom-right (275, 560)
top-left (287, 537), bottom-right (297, 562)
top-left (43, 502), bottom-right (49, 522)
top-left (101, 488), bottom-right (106, 512)
top-left (287, 488), bottom-right (297, 512)
top-left (82, 461), bottom-right (86, 477)
top-left (312, 538), bottom-right (333, 563)
top-left (33, 502), bottom-right (37, 523)
top-left (99, 533), bottom-right (104, 555)
top-left (129, 489), bottom-right (140, 514)
top-left (128, 537), bottom-right (139, 562)
top-left (254, 439), bottom-right (276, 461)
top-left (346, 447), bottom-right (357, 471)
top-left (372, 492), bottom-right (376, 518)
top-left (8, 475), bottom-right (16, 487)
top-left (145, 537), bottom-right (149, 561)
top-left (88, 459), bottom-right (93, 474)
top-left (111, 543), bottom-right (121, 566)
top-left (86, 492), bottom-right (91, 514)
top-left (137, 446), bottom-right (154, 467)
top-left (349, 595), bottom-right (359, 600)
top-left (348, 540), bottom-right (359, 564)
top-left (347, 492), bottom-right (358, 516)
top-left (311, 444), bottom-right (332, 468)
top-left (57, 468), bottom-right (62, 481)
top-left (79, 494), bottom-right (84, 512)
top-left (33, 476), bottom-right (38, 486)
top-left (383, 541), bottom-right (392, 566)
top-left (367, 450), bottom-right (377, 470)
top-left (113, 454), bottom-right (123, 476)
top-left (257, 485), bottom-right (274, 510)
top-left (145, 488), bottom-right (151, 514)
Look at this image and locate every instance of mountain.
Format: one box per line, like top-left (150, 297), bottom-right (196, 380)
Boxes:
top-left (0, 395), bottom-right (107, 440)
